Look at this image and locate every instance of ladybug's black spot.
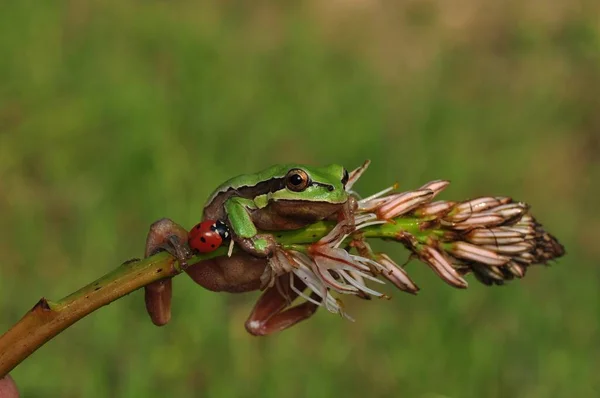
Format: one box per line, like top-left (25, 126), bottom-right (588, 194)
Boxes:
top-left (200, 237), bottom-right (206, 243)
top-left (211, 244), bottom-right (215, 248)
top-left (196, 225), bottom-right (201, 229)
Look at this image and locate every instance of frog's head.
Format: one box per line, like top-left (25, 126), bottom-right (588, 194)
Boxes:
top-left (268, 164), bottom-right (349, 204)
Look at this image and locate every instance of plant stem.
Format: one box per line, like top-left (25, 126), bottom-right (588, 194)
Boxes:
top-left (0, 218), bottom-right (425, 377)
top-left (0, 253), bottom-right (176, 377)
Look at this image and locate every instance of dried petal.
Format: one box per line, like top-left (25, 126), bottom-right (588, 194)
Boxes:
top-left (377, 253), bottom-right (420, 293)
top-left (421, 246), bottom-right (468, 288)
top-left (476, 264), bottom-right (505, 281)
top-left (346, 160), bottom-right (371, 191)
top-left (444, 214), bottom-right (506, 230)
top-left (419, 180), bottom-right (450, 197)
top-left (377, 189), bottom-right (434, 219)
top-left (413, 200), bottom-right (456, 217)
top-left (472, 265), bottom-right (505, 286)
top-left (479, 202), bottom-right (528, 222)
top-left (513, 252), bottom-right (535, 265)
top-left (482, 242), bottom-right (534, 254)
top-left (505, 261), bottom-right (526, 278)
top-left (496, 196), bottom-right (513, 205)
top-left (517, 215), bottom-right (534, 228)
top-left (450, 242), bottom-right (510, 266)
top-left (499, 225), bottom-right (536, 236)
top-left (455, 197), bottom-right (503, 214)
top-left (465, 228), bottom-right (527, 245)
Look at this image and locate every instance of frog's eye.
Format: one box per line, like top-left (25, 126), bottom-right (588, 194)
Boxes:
top-left (341, 168), bottom-right (349, 187)
top-left (285, 169), bottom-right (310, 192)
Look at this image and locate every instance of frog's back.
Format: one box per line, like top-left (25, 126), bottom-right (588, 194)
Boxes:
top-left (205, 165), bottom-right (288, 203)
top-left (202, 164), bottom-right (294, 218)
top-left (202, 163), bottom-right (344, 219)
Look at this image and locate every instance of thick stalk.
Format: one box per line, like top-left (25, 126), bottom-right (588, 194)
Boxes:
top-left (0, 218), bottom-right (425, 377)
top-left (0, 253), bottom-right (177, 377)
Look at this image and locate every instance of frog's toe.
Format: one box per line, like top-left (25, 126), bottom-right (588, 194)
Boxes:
top-left (145, 218), bottom-right (192, 268)
top-left (145, 279), bottom-right (172, 326)
top-left (234, 233), bottom-right (278, 258)
top-left (166, 235), bottom-right (192, 269)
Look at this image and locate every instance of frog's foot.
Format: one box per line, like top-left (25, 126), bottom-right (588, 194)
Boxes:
top-left (245, 274), bottom-right (320, 336)
top-left (145, 218), bottom-right (192, 268)
top-left (259, 265), bottom-right (275, 291)
top-left (233, 233), bottom-right (278, 258)
top-left (144, 218), bottom-right (191, 326)
top-left (144, 279), bottom-right (172, 326)
top-left (259, 246), bottom-right (298, 290)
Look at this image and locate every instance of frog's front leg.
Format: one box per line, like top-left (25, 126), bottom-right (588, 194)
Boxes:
top-left (245, 274), bottom-right (320, 336)
top-left (335, 196), bottom-right (358, 236)
top-left (225, 196), bottom-right (278, 257)
top-left (144, 218), bottom-right (192, 326)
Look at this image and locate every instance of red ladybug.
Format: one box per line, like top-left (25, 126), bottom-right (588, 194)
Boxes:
top-left (188, 220), bottom-right (230, 253)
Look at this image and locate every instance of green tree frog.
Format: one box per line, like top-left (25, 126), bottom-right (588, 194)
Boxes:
top-left (146, 163), bottom-right (354, 265)
top-left (202, 163), bottom-right (352, 257)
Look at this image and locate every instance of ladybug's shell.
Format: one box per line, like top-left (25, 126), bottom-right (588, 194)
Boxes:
top-left (188, 220), bottom-right (223, 253)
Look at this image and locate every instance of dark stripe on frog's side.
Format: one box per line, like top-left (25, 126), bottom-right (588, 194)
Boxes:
top-left (203, 164), bottom-right (296, 207)
top-left (202, 177), bottom-right (287, 221)
top-left (202, 178), bottom-right (336, 222)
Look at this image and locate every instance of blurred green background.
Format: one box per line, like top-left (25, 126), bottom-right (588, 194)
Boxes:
top-left (1, 1), bottom-right (599, 397)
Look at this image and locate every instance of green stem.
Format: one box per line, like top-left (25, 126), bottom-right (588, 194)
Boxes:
top-left (0, 216), bottom-right (430, 377)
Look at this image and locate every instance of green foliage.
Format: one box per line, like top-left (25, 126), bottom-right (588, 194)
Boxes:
top-left (1, 2), bottom-right (598, 397)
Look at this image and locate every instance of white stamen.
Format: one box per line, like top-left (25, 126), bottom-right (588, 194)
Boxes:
top-left (289, 272), bottom-right (323, 307)
top-left (358, 185), bottom-right (397, 205)
top-left (227, 239), bottom-right (234, 257)
top-left (337, 269), bottom-right (385, 297)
